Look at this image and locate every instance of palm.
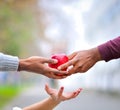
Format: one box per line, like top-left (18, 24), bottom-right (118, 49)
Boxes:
top-left (45, 84), bottom-right (82, 102)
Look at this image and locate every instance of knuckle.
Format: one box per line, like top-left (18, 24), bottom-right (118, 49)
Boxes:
top-left (81, 68), bottom-right (87, 72)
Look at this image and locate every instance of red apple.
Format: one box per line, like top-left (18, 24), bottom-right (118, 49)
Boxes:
top-left (49, 53), bottom-right (68, 71)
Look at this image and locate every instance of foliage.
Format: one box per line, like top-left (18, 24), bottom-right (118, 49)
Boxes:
top-left (0, 85), bottom-right (21, 109)
top-left (0, 3), bottom-right (35, 56)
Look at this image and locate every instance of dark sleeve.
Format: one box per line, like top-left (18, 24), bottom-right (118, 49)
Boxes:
top-left (98, 36), bottom-right (120, 62)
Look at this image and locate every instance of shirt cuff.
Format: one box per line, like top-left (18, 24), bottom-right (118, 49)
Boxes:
top-left (0, 53), bottom-right (19, 71)
top-left (13, 107), bottom-right (22, 110)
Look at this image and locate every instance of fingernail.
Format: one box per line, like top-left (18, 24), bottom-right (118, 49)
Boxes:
top-left (58, 67), bottom-right (61, 70)
top-left (74, 92), bottom-right (76, 94)
top-left (53, 59), bottom-right (58, 63)
top-left (80, 88), bottom-right (83, 90)
top-left (79, 88), bottom-right (83, 91)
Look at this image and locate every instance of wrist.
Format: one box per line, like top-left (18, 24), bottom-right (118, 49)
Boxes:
top-left (18, 59), bottom-right (28, 71)
top-left (90, 47), bottom-right (102, 62)
top-left (49, 97), bottom-right (61, 104)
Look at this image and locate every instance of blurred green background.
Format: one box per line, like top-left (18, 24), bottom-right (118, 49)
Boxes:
top-left (0, 1), bottom-right (32, 56)
top-left (0, 0), bottom-right (41, 109)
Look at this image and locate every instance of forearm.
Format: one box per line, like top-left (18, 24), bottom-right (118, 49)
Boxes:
top-left (98, 36), bottom-right (120, 62)
top-left (0, 53), bottom-right (19, 71)
top-left (23, 97), bottom-right (60, 110)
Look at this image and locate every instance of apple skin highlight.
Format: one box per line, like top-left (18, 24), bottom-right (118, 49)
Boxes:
top-left (49, 54), bottom-right (68, 71)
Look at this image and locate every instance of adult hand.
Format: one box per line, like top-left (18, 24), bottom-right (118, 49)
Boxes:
top-left (18, 56), bottom-right (68, 79)
top-left (58, 47), bottom-right (101, 74)
top-left (45, 83), bottom-right (82, 103)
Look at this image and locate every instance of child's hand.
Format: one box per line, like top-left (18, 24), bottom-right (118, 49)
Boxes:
top-left (45, 83), bottom-right (82, 103)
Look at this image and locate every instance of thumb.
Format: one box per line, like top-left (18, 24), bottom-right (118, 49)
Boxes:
top-left (49, 59), bottom-right (58, 64)
top-left (43, 58), bottom-right (58, 64)
top-left (68, 52), bottom-right (77, 60)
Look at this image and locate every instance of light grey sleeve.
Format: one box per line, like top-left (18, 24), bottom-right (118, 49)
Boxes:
top-left (0, 53), bottom-right (19, 71)
top-left (12, 107), bottom-right (22, 110)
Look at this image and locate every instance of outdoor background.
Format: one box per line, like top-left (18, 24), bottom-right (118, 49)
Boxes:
top-left (0, 0), bottom-right (120, 110)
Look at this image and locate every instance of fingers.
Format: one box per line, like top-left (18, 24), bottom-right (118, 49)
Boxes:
top-left (66, 60), bottom-right (84, 74)
top-left (68, 52), bottom-right (77, 60)
top-left (63, 88), bottom-right (82, 101)
top-left (67, 92), bottom-right (77, 99)
top-left (68, 65), bottom-right (80, 74)
top-left (49, 73), bottom-right (67, 79)
top-left (58, 52), bottom-right (79, 73)
top-left (58, 87), bottom-right (64, 98)
top-left (58, 53), bottom-right (78, 71)
top-left (45, 83), bottom-right (54, 94)
top-left (73, 88), bottom-right (82, 97)
top-left (42, 58), bottom-right (58, 64)
top-left (45, 83), bottom-right (50, 94)
top-left (45, 84), bottom-right (83, 102)
top-left (58, 60), bottom-right (74, 71)
top-left (48, 67), bottom-right (68, 74)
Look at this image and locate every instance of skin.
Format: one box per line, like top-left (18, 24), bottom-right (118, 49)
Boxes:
top-left (23, 84), bottom-right (82, 110)
top-left (18, 56), bottom-right (68, 79)
top-left (58, 47), bottom-right (102, 75)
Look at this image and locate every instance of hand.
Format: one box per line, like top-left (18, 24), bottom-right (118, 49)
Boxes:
top-left (45, 83), bottom-right (82, 103)
top-left (58, 47), bottom-right (101, 74)
top-left (18, 56), bottom-right (68, 79)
